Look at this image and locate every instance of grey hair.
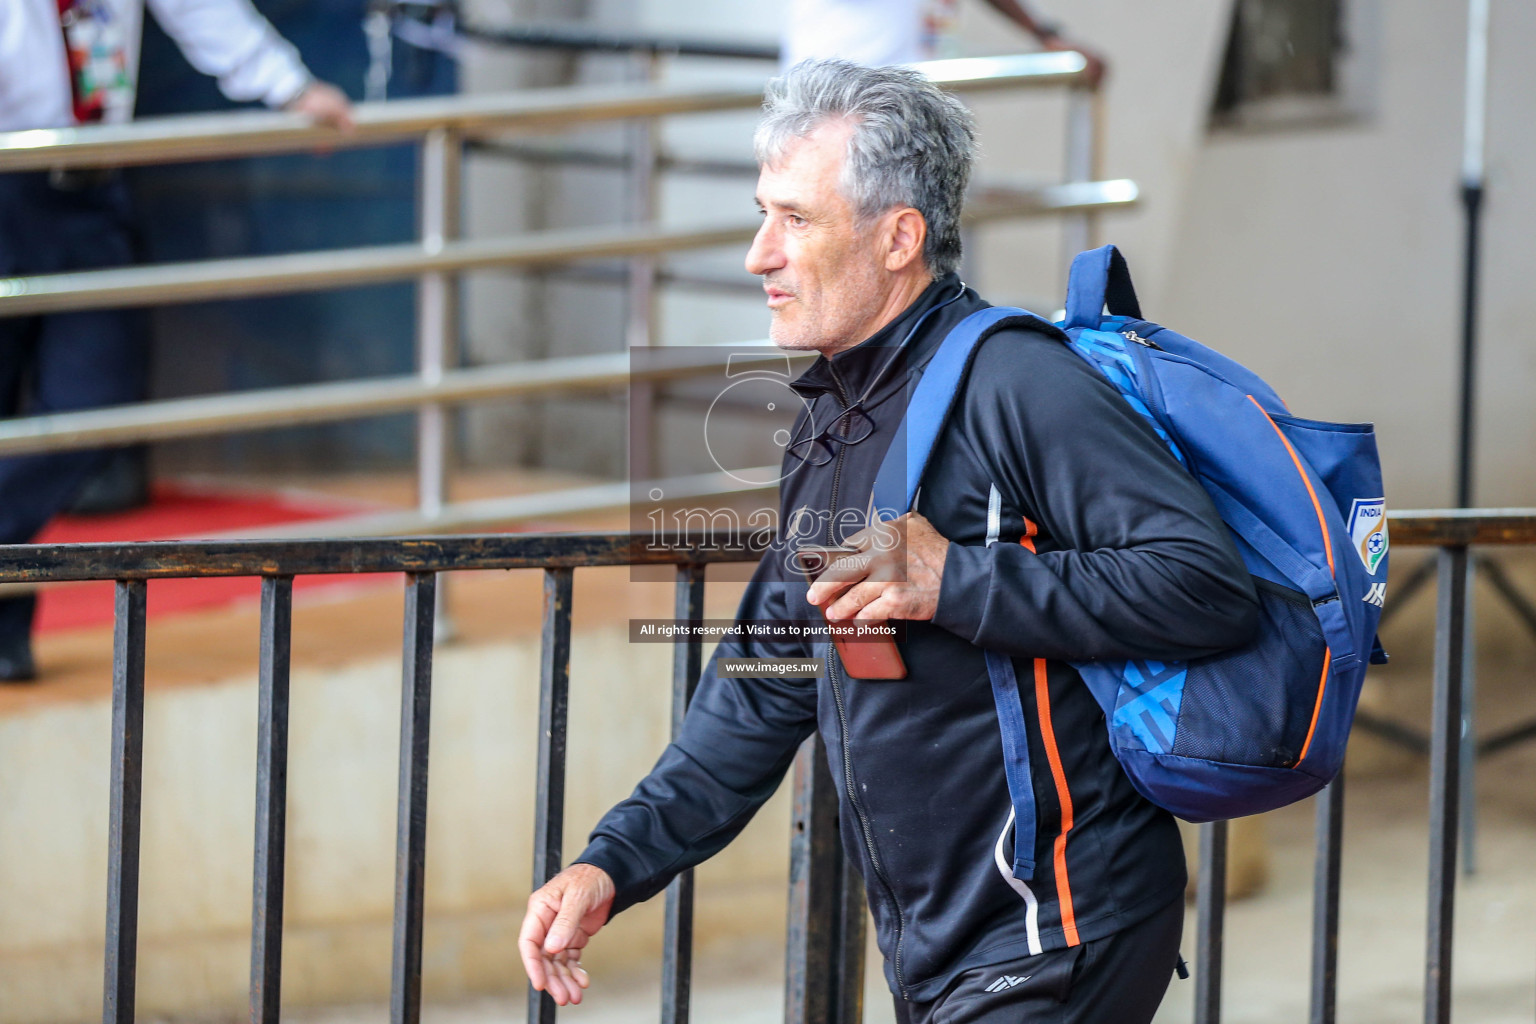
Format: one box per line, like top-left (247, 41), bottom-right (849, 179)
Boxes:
top-left (754, 59), bottom-right (977, 278)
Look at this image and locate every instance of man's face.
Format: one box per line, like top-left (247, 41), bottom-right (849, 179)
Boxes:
top-left (745, 121), bottom-right (894, 355)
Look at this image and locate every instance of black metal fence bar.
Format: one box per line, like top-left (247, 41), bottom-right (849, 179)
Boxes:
top-left (391, 573), bottom-right (437, 1024)
top-left (103, 579), bottom-right (147, 1024)
top-left (833, 850), bottom-right (868, 1023)
top-left (528, 567), bottom-right (574, 1024)
top-left (1309, 776), bottom-right (1344, 1024)
top-left (661, 564), bottom-right (707, 1024)
top-left (1425, 548), bottom-right (1468, 1024)
top-left (1194, 819), bottom-right (1228, 1024)
top-left (251, 577), bottom-right (294, 1024)
top-left (784, 734), bottom-right (864, 1024)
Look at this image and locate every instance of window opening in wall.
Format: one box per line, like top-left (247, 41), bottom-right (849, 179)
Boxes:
top-left (1211, 0), bottom-right (1373, 130)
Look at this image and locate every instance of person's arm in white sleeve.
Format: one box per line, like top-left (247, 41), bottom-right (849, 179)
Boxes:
top-left (146, 0), bottom-right (353, 128)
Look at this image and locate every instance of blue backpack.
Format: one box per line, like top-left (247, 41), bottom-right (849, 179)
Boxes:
top-left (872, 246), bottom-right (1387, 877)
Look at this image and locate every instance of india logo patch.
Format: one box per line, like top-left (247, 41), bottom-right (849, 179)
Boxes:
top-left (1348, 498), bottom-right (1388, 574)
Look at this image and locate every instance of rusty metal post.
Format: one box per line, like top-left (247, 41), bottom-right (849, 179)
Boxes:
top-left (784, 734), bottom-right (865, 1024)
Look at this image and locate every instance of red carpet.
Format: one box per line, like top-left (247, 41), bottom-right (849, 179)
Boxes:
top-left (31, 483), bottom-right (390, 633)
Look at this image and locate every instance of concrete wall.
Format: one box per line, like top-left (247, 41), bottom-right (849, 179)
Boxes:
top-left (1162, 2), bottom-right (1536, 508)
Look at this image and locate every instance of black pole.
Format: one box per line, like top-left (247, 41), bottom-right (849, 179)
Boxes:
top-left (1455, 178), bottom-right (1483, 509)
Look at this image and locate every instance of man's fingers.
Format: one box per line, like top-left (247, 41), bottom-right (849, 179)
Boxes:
top-left (805, 555), bottom-right (862, 605)
top-left (820, 551), bottom-right (873, 585)
top-left (545, 960), bottom-right (575, 1005)
top-left (519, 936), bottom-right (549, 993)
top-left (548, 951), bottom-right (590, 1004)
top-left (843, 517), bottom-right (904, 553)
top-left (809, 551), bottom-right (908, 605)
top-left (518, 893), bottom-right (560, 990)
top-left (852, 591), bottom-right (905, 623)
top-left (544, 892), bottom-right (593, 954)
top-left (825, 580), bottom-right (889, 621)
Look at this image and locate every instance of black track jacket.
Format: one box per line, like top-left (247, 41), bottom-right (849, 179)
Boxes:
top-left (576, 276), bottom-right (1259, 1001)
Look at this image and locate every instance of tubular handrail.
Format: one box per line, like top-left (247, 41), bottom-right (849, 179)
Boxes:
top-left (0, 347), bottom-right (809, 455)
top-left (1380, 507), bottom-right (1536, 546)
top-left (0, 179), bottom-right (1136, 318)
top-left (456, 20), bottom-right (782, 61)
top-left (0, 221), bottom-right (758, 316)
top-left (0, 52), bottom-right (1089, 173)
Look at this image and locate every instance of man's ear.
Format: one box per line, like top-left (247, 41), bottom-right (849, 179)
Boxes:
top-left (884, 208), bottom-right (927, 272)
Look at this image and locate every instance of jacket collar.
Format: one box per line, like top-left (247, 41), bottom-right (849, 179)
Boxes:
top-left (790, 273), bottom-right (975, 404)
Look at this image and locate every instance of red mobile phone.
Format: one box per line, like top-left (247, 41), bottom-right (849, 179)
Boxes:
top-left (795, 545), bottom-right (907, 681)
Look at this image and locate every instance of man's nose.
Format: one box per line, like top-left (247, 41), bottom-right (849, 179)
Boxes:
top-left (745, 219), bottom-right (783, 277)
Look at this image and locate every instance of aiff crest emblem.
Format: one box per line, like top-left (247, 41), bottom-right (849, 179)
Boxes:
top-left (1348, 498), bottom-right (1388, 574)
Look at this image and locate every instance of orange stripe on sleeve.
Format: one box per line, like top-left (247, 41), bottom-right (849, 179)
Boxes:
top-left (1020, 516), bottom-right (1038, 553)
top-left (1033, 657), bottom-right (1080, 946)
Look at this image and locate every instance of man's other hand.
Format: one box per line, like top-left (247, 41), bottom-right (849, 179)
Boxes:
top-left (519, 863), bottom-right (615, 1006)
top-left (287, 81), bottom-right (355, 132)
top-left (805, 512), bottom-right (949, 623)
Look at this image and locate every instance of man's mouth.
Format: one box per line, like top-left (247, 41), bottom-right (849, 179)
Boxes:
top-left (764, 284), bottom-right (794, 309)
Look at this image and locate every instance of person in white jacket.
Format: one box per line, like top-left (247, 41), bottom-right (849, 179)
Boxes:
top-left (0, 0), bottom-right (353, 132)
top-left (781, 0), bottom-right (1104, 83)
top-left (0, 0), bottom-right (353, 681)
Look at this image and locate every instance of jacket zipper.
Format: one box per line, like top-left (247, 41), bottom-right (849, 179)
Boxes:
top-left (821, 364), bottom-right (911, 998)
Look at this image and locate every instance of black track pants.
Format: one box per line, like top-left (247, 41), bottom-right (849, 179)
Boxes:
top-left (892, 896), bottom-right (1184, 1024)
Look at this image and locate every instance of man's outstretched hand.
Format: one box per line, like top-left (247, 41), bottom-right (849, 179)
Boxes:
top-left (519, 863), bottom-right (616, 1006)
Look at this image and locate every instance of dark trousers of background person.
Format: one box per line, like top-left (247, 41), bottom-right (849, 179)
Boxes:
top-left (0, 171), bottom-right (148, 678)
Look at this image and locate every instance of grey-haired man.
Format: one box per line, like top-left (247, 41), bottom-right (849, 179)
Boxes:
top-left (519, 59), bottom-right (1256, 1024)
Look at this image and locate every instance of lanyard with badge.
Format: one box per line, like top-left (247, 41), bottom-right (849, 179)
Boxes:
top-left (58, 0), bottom-right (133, 124)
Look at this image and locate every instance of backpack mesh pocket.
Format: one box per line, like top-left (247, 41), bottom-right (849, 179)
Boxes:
top-left (1170, 579), bottom-right (1328, 768)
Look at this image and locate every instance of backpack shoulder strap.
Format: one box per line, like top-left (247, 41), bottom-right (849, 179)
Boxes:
top-left (871, 306), bottom-right (1036, 520)
top-left (867, 302), bottom-right (1050, 881)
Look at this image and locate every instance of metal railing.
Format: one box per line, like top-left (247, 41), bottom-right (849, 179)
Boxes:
top-left (0, 51), bottom-right (1127, 537)
top-left (0, 529), bottom-right (764, 1024)
top-left (1, 507), bottom-right (1531, 1024)
top-left (1191, 508), bottom-right (1536, 1024)
top-left (455, 19), bottom-right (782, 62)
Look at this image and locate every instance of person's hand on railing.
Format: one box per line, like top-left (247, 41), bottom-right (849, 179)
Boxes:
top-left (1039, 34), bottom-right (1106, 88)
top-left (981, 0), bottom-right (1108, 88)
top-left (286, 81), bottom-right (356, 133)
top-left (519, 863), bottom-right (616, 1005)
